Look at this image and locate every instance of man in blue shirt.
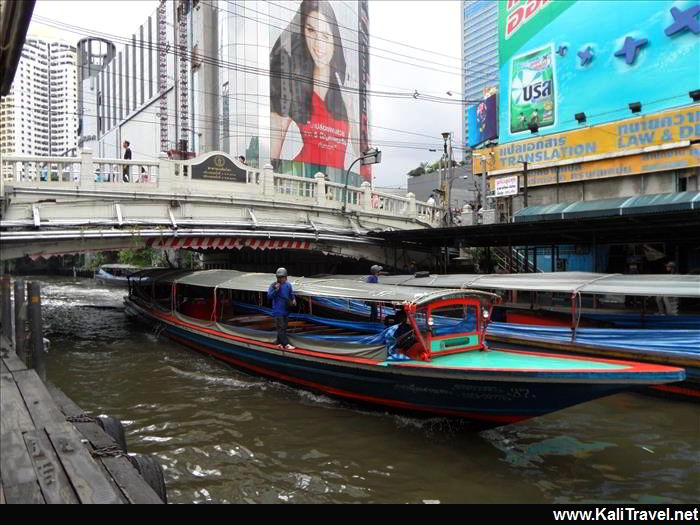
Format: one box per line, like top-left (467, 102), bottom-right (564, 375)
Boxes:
top-left (268, 267), bottom-right (296, 350)
top-left (366, 265), bottom-right (382, 322)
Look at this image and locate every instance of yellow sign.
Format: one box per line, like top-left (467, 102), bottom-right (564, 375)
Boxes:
top-left (474, 104), bottom-right (700, 174)
top-left (489, 144), bottom-right (700, 191)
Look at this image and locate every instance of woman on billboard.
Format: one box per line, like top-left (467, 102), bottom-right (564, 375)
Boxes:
top-left (270, 0), bottom-right (355, 177)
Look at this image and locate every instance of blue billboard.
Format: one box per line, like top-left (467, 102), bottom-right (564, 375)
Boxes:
top-left (468, 94), bottom-right (499, 147)
top-left (498, 0), bottom-right (700, 144)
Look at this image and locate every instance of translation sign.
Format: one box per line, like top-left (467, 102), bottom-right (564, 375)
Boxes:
top-left (495, 175), bottom-right (519, 197)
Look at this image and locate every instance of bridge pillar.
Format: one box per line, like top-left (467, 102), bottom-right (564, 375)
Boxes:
top-left (262, 164), bottom-right (275, 197)
top-left (361, 182), bottom-right (372, 212)
top-left (158, 152), bottom-right (174, 193)
top-left (315, 173), bottom-right (326, 206)
top-left (79, 149), bottom-right (95, 189)
top-left (406, 192), bottom-right (417, 218)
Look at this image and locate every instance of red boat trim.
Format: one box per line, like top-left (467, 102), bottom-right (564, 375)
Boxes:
top-left (165, 332), bottom-right (528, 424)
top-left (650, 383), bottom-right (700, 398)
top-left (131, 299), bottom-right (683, 375)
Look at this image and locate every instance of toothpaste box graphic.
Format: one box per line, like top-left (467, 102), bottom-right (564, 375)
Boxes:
top-left (509, 44), bottom-right (556, 134)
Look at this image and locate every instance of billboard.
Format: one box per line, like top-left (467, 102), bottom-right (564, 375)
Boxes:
top-left (478, 104), bottom-right (700, 171)
top-left (268, 0), bottom-right (369, 183)
top-left (468, 94), bottom-right (499, 147)
top-left (499, 0), bottom-right (700, 144)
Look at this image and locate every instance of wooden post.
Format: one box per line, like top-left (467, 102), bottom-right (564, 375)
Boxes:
top-left (1, 276), bottom-right (12, 344)
top-left (14, 278), bottom-right (26, 361)
top-left (27, 281), bottom-right (46, 381)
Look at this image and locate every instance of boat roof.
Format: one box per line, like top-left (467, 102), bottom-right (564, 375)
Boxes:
top-left (130, 269), bottom-right (498, 305)
top-left (99, 264), bottom-right (141, 270)
top-left (319, 272), bottom-right (700, 298)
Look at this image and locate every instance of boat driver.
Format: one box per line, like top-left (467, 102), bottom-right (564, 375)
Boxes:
top-left (366, 265), bottom-right (382, 322)
top-left (268, 267), bottom-right (297, 350)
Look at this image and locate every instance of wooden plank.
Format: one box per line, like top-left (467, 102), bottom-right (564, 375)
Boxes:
top-left (2, 352), bottom-right (28, 373)
top-left (13, 369), bottom-right (67, 428)
top-left (23, 430), bottom-right (80, 504)
top-left (0, 429), bottom-right (44, 504)
top-left (45, 422), bottom-right (124, 504)
top-left (0, 373), bottom-right (35, 435)
top-left (46, 382), bottom-right (84, 418)
top-left (3, 482), bottom-right (45, 504)
top-left (48, 386), bottom-right (164, 504)
top-left (100, 457), bottom-right (164, 504)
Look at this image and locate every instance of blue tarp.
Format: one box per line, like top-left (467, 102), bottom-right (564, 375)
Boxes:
top-left (486, 322), bottom-right (700, 361)
top-left (582, 313), bottom-right (700, 330)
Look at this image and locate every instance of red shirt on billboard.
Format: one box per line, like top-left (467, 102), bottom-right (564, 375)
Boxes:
top-left (294, 91), bottom-right (349, 169)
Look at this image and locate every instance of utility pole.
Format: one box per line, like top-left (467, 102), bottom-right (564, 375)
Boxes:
top-left (522, 161), bottom-right (529, 208)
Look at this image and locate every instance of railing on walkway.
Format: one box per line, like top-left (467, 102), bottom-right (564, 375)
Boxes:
top-left (1, 150), bottom-right (441, 226)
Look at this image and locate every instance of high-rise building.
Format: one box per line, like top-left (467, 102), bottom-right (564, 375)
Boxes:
top-left (0, 37), bottom-right (78, 161)
top-left (86, 0), bottom-right (373, 185)
top-left (461, 0), bottom-right (498, 158)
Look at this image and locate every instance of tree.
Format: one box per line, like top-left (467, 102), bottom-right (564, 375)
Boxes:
top-left (118, 247), bottom-right (155, 267)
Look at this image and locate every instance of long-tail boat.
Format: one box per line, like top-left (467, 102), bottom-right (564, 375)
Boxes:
top-left (124, 269), bottom-right (685, 427)
top-left (318, 272), bottom-right (700, 399)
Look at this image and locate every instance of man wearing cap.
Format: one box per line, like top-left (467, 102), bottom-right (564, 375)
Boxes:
top-left (656, 261), bottom-right (679, 316)
top-left (268, 267), bottom-right (296, 349)
top-left (366, 265), bottom-right (382, 322)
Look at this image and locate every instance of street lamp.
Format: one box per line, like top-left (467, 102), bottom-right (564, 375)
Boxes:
top-left (342, 148), bottom-right (382, 213)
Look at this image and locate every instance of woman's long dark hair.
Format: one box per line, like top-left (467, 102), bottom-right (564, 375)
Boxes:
top-left (270, 0), bottom-right (348, 124)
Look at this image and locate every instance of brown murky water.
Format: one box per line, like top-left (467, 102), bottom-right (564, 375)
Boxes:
top-left (35, 276), bottom-right (699, 504)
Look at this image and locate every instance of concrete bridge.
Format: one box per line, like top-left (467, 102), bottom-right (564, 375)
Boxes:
top-left (0, 150), bottom-right (440, 264)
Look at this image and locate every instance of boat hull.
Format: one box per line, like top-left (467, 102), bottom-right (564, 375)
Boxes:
top-left (125, 299), bottom-right (684, 426)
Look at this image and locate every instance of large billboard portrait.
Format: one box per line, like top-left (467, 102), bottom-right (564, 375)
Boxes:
top-left (269, 0), bottom-right (369, 185)
top-left (498, 0), bottom-right (700, 145)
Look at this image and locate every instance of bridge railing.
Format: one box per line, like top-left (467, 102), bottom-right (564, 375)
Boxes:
top-left (2, 149), bottom-right (441, 226)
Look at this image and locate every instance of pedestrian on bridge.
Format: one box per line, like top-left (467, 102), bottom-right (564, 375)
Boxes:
top-left (268, 267), bottom-right (296, 350)
top-left (122, 140), bottom-right (132, 182)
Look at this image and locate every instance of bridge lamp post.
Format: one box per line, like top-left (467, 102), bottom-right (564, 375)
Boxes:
top-left (342, 148), bottom-right (382, 214)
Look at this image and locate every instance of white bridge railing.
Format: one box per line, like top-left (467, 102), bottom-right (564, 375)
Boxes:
top-left (1, 149), bottom-right (441, 226)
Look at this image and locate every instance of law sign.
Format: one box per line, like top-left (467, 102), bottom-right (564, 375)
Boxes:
top-left (495, 175), bottom-right (519, 197)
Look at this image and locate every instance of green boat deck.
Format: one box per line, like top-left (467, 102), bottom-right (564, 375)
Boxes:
top-left (383, 349), bottom-right (629, 370)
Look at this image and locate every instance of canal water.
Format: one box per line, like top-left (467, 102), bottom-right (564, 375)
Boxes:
top-left (36, 276), bottom-right (699, 504)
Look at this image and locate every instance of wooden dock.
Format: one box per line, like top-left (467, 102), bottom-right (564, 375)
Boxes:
top-left (1, 344), bottom-right (164, 504)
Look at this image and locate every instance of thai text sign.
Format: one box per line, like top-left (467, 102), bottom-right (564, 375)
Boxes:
top-left (488, 144), bottom-right (700, 190)
top-left (475, 104), bottom-right (700, 173)
top-left (191, 154), bottom-right (247, 183)
top-left (494, 175), bottom-right (519, 196)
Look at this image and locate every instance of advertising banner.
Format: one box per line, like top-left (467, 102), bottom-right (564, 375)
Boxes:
top-left (268, 1), bottom-right (368, 183)
top-left (467, 94), bottom-right (499, 147)
top-left (475, 104), bottom-right (700, 172)
top-left (499, 0), bottom-right (700, 144)
top-left (488, 144), bottom-right (700, 190)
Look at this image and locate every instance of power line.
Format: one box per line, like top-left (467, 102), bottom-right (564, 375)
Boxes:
top-left (33, 13), bottom-right (494, 102)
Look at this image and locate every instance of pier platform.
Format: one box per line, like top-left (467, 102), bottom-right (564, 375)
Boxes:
top-left (1, 343), bottom-right (164, 504)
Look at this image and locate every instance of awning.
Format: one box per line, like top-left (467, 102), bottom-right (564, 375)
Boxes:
top-left (134, 269), bottom-right (496, 305)
top-left (146, 237), bottom-right (312, 250)
top-left (320, 272), bottom-right (700, 298)
top-left (514, 191), bottom-right (700, 223)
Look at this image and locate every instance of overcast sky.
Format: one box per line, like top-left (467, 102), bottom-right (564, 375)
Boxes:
top-left (28, 0), bottom-right (462, 188)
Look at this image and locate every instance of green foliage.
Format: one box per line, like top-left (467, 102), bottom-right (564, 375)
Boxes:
top-left (86, 252), bottom-right (109, 271)
top-left (118, 247), bottom-right (155, 267)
